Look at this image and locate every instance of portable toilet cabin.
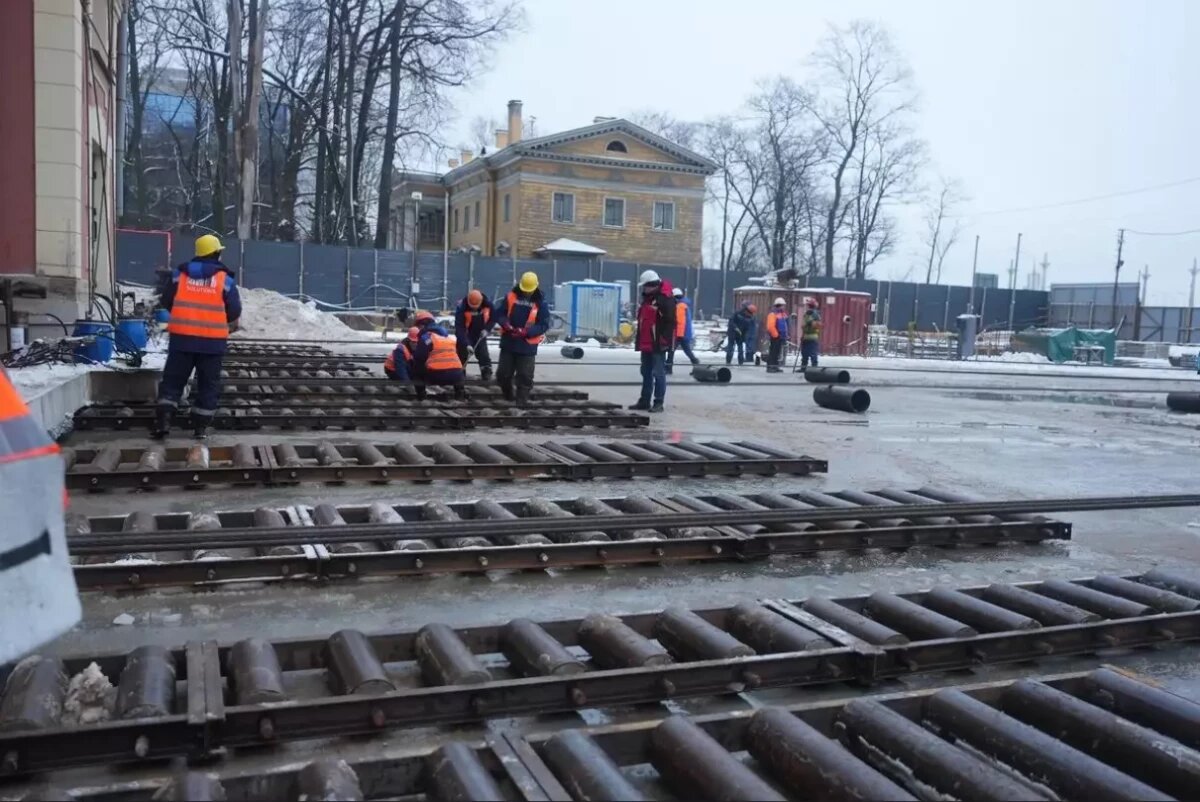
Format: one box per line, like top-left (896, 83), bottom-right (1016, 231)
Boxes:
top-left (732, 286), bottom-right (873, 356)
top-left (553, 280), bottom-right (623, 340)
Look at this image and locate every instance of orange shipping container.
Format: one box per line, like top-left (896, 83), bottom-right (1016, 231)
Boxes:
top-left (732, 286), bottom-right (873, 357)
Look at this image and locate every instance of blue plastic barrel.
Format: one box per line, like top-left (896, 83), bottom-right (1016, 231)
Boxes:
top-left (115, 318), bottom-right (148, 351)
top-left (72, 320), bottom-right (114, 364)
top-left (154, 308), bottom-right (170, 324)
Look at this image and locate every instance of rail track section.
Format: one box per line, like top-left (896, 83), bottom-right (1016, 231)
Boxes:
top-left (1, 570), bottom-right (1198, 775)
top-left (67, 487), bottom-right (1072, 590)
top-left (36, 668), bottom-right (1190, 802)
top-left (63, 439), bottom-right (825, 490)
top-left (73, 401), bottom-right (649, 431)
top-left (219, 380), bottom-right (591, 401)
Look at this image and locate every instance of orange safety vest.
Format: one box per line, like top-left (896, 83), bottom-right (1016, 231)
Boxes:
top-left (168, 269), bottom-right (230, 340)
top-left (505, 292), bottom-right (544, 345)
top-left (0, 370), bottom-right (59, 465)
top-left (766, 311), bottom-right (781, 338)
top-left (425, 333), bottom-right (463, 372)
top-left (675, 302), bottom-right (686, 338)
top-left (464, 305), bottom-right (491, 330)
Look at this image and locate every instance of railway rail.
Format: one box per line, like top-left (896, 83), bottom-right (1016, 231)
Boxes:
top-left (218, 381), bottom-right (591, 401)
top-left (63, 439), bottom-right (826, 490)
top-left (72, 402), bottom-right (649, 432)
top-left (66, 487), bottom-right (1072, 590)
top-left (1, 570), bottom-right (1198, 775)
top-left (4, 668), bottom-right (1197, 799)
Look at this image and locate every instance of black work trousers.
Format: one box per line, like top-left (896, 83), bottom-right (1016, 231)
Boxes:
top-left (767, 337), bottom-right (785, 370)
top-left (157, 350), bottom-right (223, 416)
top-left (496, 350), bottom-right (536, 402)
top-left (456, 337), bottom-right (492, 375)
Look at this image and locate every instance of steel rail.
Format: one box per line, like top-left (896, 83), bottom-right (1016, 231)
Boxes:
top-left (65, 492), bottom-right (1196, 552)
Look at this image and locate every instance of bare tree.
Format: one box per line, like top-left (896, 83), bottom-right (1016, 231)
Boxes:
top-left (700, 118), bottom-right (755, 277)
top-left (627, 109), bottom-right (701, 150)
top-left (232, 0), bottom-right (269, 239)
top-left (846, 120), bottom-right (923, 278)
top-left (812, 20), bottom-right (916, 277)
top-left (922, 177), bottom-right (965, 284)
top-left (466, 115), bottom-right (501, 152)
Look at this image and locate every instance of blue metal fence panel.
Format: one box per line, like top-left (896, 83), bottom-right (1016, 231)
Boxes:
top-left (242, 239), bottom-right (297, 295)
top-left (347, 249), bottom-right (376, 307)
top-left (114, 230), bottom-right (169, 285)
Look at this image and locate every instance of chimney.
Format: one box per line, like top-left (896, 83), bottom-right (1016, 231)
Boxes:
top-left (495, 129), bottom-right (509, 149)
top-left (448, 158), bottom-right (460, 169)
top-left (460, 148), bottom-right (473, 164)
top-left (507, 100), bottom-right (523, 144)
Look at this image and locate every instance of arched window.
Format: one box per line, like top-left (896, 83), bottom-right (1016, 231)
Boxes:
top-left (605, 140), bottom-right (628, 153)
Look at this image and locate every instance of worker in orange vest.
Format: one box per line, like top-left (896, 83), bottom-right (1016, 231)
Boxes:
top-left (0, 367), bottom-right (81, 662)
top-left (765, 297), bottom-right (790, 373)
top-left (454, 289), bottom-right (495, 380)
top-left (409, 311), bottom-right (466, 400)
top-left (384, 327), bottom-right (420, 381)
top-left (153, 234), bottom-right (242, 439)
top-left (666, 287), bottom-right (700, 373)
top-left (493, 271), bottom-right (549, 406)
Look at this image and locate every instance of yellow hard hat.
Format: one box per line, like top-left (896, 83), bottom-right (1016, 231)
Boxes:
top-left (518, 271), bottom-right (539, 293)
top-left (195, 234), bottom-right (223, 258)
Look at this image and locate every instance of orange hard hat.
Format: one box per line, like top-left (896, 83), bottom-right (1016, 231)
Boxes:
top-left (414, 310), bottom-right (434, 325)
top-left (407, 326), bottom-right (420, 341)
top-left (467, 289), bottom-right (483, 308)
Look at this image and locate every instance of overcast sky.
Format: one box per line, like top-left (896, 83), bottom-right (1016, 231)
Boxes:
top-left (444, 0), bottom-right (1198, 304)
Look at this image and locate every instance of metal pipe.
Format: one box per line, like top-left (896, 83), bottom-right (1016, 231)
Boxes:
top-left (726, 603), bottom-right (828, 652)
top-left (228, 639), bottom-right (287, 705)
top-left (414, 623), bottom-right (491, 686)
top-left (1080, 667), bottom-right (1200, 750)
top-left (802, 367), bottom-right (850, 383)
top-left (1001, 679), bottom-right (1200, 798)
top-left (801, 597), bottom-right (908, 645)
top-left (297, 760), bottom-right (363, 802)
top-left (925, 689), bottom-right (1168, 801)
top-left (324, 630), bottom-right (395, 695)
top-left (865, 593), bottom-right (977, 640)
top-left (1141, 568), bottom-right (1200, 601)
top-left (813, 385), bottom-right (871, 413)
top-left (501, 618), bottom-right (585, 677)
top-left (1034, 579), bottom-right (1151, 619)
top-left (1166, 392), bottom-right (1200, 413)
top-left (649, 716), bottom-right (786, 802)
top-left (0, 657), bottom-right (67, 732)
top-left (428, 742), bottom-right (504, 802)
top-left (837, 699), bottom-right (1038, 801)
top-left (691, 365), bottom-right (732, 383)
top-left (653, 607), bottom-right (755, 661)
top-left (578, 613), bottom-right (672, 669)
top-left (541, 730), bottom-right (647, 802)
top-left (746, 708), bottom-right (915, 801)
top-left (921, 588), bottom-right (1041, 632)
top-left (115, 645), bottom-right (176, 719)
top-left (560, 345), bottom-right (584, 359)
top-left (1087, 575), bottom-right (1200, 613)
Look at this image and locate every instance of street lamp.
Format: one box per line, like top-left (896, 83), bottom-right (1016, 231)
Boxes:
top-left (410, 191), bottom-right (423, 304)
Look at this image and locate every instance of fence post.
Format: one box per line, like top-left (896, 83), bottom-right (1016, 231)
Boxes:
top-left (298, 241), bottom-right (305, 298)
top-left (373, 249), bottom-right (379, 310)
top-left (942, 285), bottom-right (951, 331)
top-left (979, 286), bottom-right (988, 329)
top-left (1007, 288), bottom-right (1016, 332)
top-left (694, 265), bottom-right (701, 316)
top-left (344, 246), bottom-right (351, 306)
top-left (468, 252), bottom-right (475, 290)
top-left (552, 259), bottom-right (558, 287)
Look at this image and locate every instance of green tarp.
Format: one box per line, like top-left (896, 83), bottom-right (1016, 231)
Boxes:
top-left (1012, 327), bottom-right (1116, 365)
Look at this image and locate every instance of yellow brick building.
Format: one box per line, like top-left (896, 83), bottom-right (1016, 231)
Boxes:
top-left (390, 102), bottom-right (716, 267)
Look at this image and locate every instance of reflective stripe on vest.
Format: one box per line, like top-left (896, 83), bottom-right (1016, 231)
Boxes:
top-left (168, 270), bottom-right (230, 339)
top-left (425, 334), bottom-right (463, 372)
top-left (0, 371), bottom-right (58, 464)
top-left (675, 303), bottom-right (686, 338)
top-left (506, 293), bottom-right (544, 345)
top-left (464, 306), bottom-right (490, 329)
top-left (766, 312), bottom-right (780, 338)
top-left (384, 351), bottom-right (396, 372)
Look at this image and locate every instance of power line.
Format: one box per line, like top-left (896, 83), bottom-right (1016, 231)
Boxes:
top-left (1124, 227), bottom-right (1200, 237)
top-left (952, 176), bottom-right (1200, 219)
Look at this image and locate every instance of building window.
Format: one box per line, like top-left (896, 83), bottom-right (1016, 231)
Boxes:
top-left (474, 200), bottom-right (481, 227)
top-left (552, 192), bottom-right (575, 224)
top-left (653, 201), bottom-right (675, 231)
top-left (503, 193), bottom-right (511, 222)
top-left (603, 197), bottom-right (625, 228)
top-left (453, 207), bottom-right (459, 233)
top-left (606, 140), bottom-right (628, 153)
top-left (463, 205), bottom-right (470, 230)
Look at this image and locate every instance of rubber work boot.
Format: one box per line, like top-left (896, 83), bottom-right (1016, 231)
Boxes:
top-left (151, 404), bottom-right (172, 439)
top-left (514, 387), bottom-right (531, 408)
top-left (480, 366), bottom-right (493, 381)
top-left (628, 400), bottom-right (651, 411)
top-left (649, 403), bottom-right (665, 413)
top-left (190, 413), bottom-right (209, 441)
top-left (453, 384), bottom-right (467, 401)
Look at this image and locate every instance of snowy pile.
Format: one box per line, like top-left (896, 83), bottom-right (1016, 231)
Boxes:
top-left (232, 288), bottom-right (362, 341)
top-left (62, 662), bottom-right (116, 726)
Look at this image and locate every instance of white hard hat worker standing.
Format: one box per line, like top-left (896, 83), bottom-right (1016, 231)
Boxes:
top-left (0, 367), bottom-right (80, 663)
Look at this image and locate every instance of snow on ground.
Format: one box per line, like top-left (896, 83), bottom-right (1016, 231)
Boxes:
top-left (232, 287), bottom-right (362, 342)
top-left (8, 362), bottom-right (93, 396)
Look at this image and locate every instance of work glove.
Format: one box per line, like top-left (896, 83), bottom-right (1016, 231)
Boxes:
top-left (501, 322), bottom-right (513, 333)
top-left (512, 327), bottom-right (527, 338)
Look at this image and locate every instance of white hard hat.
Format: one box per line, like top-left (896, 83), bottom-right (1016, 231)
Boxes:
top-left (639, 269), bottom-right (661, 285)
top-left (672, 287), bottom-right (683, 297)
top-left (773, 297), bottom-right (786, 306)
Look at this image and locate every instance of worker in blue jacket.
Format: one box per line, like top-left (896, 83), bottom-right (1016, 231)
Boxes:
top-left (667, 287), bottom-right (700, 373)
top-left (725, 302), bottom-right (757, 366)
top-left (454, 289), bottom-right (495, 380)
top-left (492, 271), bottom-right (549, 406)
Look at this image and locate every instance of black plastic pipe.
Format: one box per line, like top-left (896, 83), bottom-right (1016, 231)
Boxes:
top-left (813, 385), bottom-right (871, 413)
top-left (803, 367), bottom-right (851, 384)
top-left (1166, 392), bottom-right (1200, 413)
top-left (560, 345), bottom-right (584, 359)
top-left (692, 365), bottom-right (732, 384)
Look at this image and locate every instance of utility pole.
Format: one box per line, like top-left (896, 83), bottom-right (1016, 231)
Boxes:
top-left (1007, 233), bottom-right (1021, 331)
top-left (1188, 258), bottom-right (1197, 342)
top-left (1111, 228), bottom-right (1125, 330)
top-left (1140, 265), bottom-right (1150, 302)
top-left (968, 235), bottom-right (980, 313)
top-left (1040, 253), bottom-right (1050, 291)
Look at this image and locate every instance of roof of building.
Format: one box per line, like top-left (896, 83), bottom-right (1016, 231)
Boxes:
top-left (443, 118), bottom-right (718, 183)
top-left (535, 238), bottom-right (607, 256)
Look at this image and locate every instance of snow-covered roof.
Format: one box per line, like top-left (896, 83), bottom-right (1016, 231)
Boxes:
top-left (535, 238), bottom-right (607, 256)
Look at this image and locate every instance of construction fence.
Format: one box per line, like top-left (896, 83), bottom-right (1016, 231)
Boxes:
top-left (1048, 283), bottom-right (1200, 344)
top-left (115, 229), bottom-right (1049, 332)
